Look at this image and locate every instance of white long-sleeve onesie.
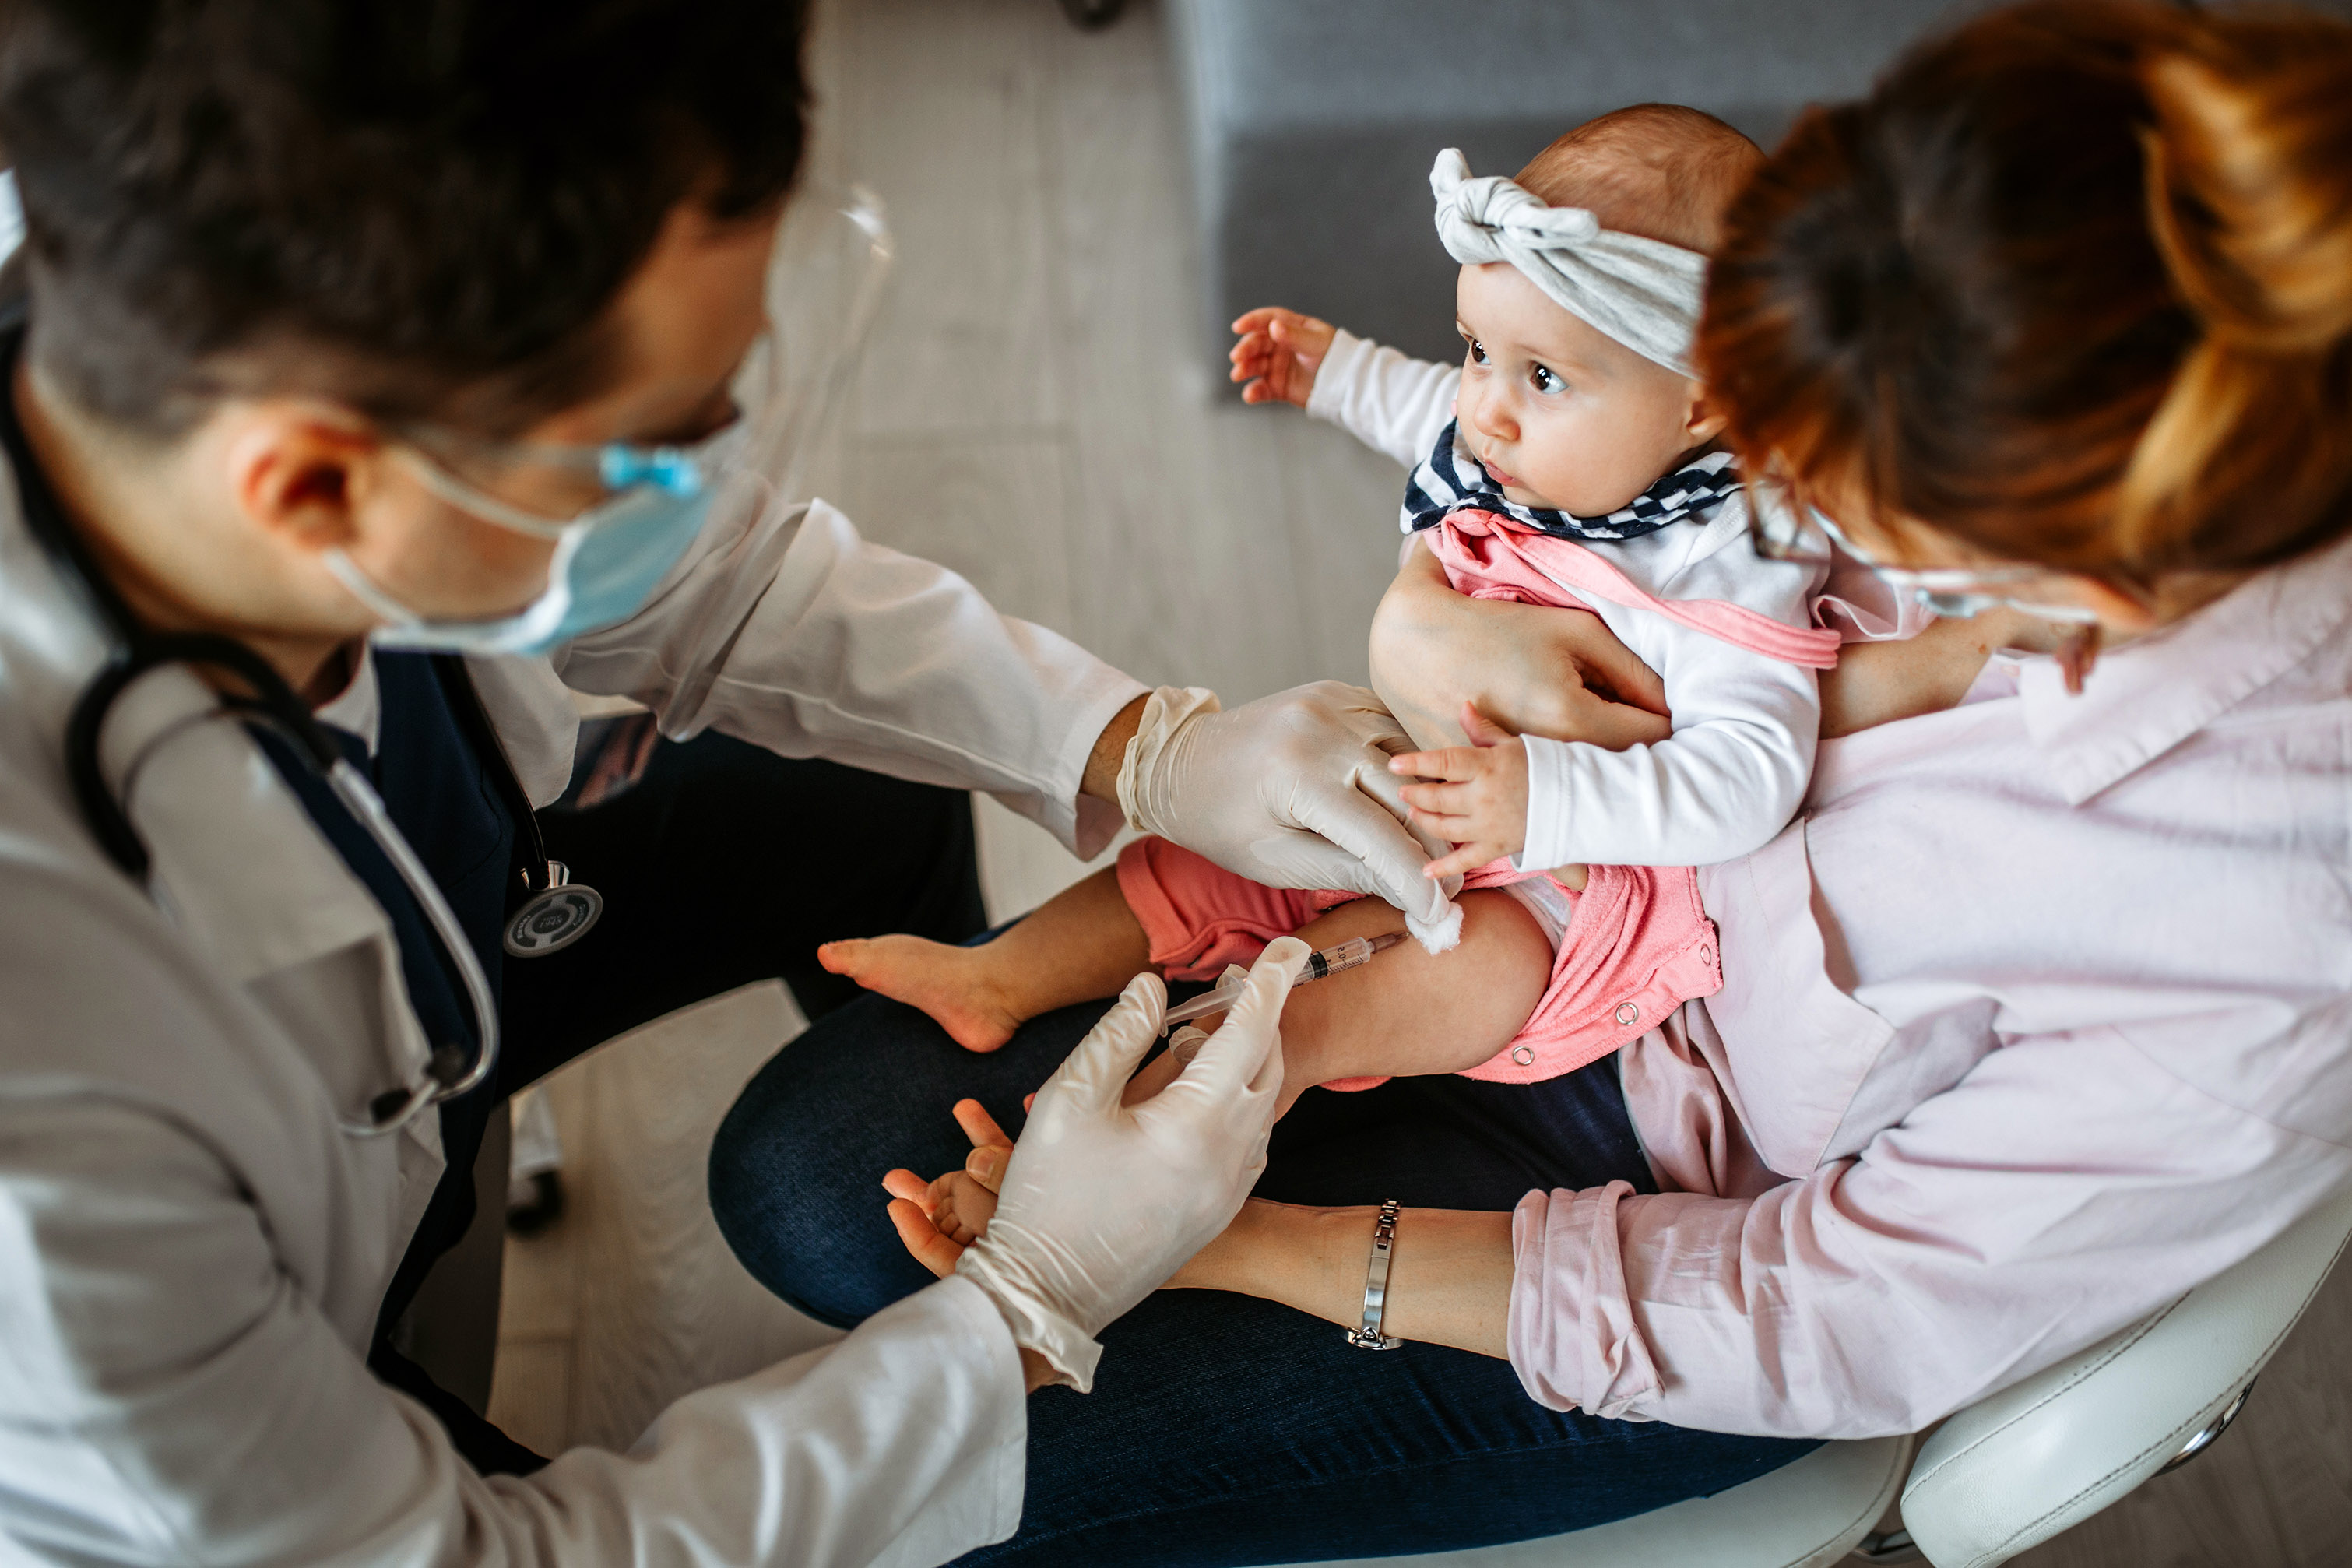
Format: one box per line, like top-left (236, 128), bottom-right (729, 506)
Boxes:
top-left (1308, 329), bottom-right (1825, 870)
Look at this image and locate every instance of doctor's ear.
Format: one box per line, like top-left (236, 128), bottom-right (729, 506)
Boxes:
top-left (221, 409), bottom-right (388, 556)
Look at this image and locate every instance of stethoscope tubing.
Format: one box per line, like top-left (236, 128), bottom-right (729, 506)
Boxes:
top-left (322, 757), bottom-right (501, 1128)
top-left (71, 642), bottom-right (505, 1138)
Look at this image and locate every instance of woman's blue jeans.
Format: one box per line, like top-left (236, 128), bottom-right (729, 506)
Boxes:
top-left (709, 958), bottom-right (1816, 1566)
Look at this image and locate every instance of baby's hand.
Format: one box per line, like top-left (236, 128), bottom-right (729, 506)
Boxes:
top-left (928, 1169), bottom-right (1000, 1246)
top-left (1390, 703), bottom-right (1529, 881)
top-left (882, 1098), bottom-right (1013, 1278)
top-left (1229, 308), bottom-right (1337, 407)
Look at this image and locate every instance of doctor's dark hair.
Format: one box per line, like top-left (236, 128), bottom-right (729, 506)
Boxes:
top-left (0, 0), bottom-right (812, 436)
top-left (1700, 0), bottom-right (2352, 586)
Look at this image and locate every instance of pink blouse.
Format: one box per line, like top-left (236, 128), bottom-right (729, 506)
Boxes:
top-left (1506, 533), bottom-right (2352, 1438)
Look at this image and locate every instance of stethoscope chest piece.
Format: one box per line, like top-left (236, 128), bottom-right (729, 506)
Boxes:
top-left (504, 860), bottom-right (603, 957)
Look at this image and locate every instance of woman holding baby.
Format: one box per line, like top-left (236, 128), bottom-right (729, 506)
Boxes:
top-left (710, 2), bottom-right (2352, 1560)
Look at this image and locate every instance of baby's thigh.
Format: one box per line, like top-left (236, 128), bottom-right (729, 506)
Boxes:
top-left (1279, 891), bottom-right (1552, 1080)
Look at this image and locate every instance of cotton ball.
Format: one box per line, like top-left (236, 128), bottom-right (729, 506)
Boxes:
top-left (1405, 900), bottom-right (1464, 955)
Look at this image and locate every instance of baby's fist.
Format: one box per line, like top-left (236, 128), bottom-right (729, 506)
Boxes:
top-left (1390, 703), bottom-right (1531, 881)
top-left (1229, 308), bottom-right (1337, 408)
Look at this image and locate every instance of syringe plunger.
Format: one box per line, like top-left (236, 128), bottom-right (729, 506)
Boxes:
top-left (1159, 930), bottom-right (1405, 1032)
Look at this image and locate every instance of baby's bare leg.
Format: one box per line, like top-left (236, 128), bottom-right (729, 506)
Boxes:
top-left (821, 867), bottom-right (1151, 1052)
top-left (1123, 891), bottom-right (1552, 1117)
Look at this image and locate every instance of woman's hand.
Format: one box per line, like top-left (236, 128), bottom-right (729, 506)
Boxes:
top-left (1369, 543), bottom-right (1672, 752)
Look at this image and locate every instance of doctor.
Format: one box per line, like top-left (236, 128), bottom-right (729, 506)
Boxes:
top-left (0, 2), bottom-right (1488, 1563)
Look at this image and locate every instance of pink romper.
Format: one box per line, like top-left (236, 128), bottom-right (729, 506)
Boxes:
top-left (1118, 505), bottom-right (1842, 1089)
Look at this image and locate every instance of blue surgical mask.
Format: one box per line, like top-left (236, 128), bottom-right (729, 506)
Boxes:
top-left (324, 421), bottom-right (747, 657)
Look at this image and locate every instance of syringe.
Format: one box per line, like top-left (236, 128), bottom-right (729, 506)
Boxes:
top-left (1160, 931), bottom-right (1406, 1033)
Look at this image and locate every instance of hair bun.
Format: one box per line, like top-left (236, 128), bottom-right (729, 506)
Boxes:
top-left (1700, 0), bottom-right (2352, 587)
top-left (2143, 21), bottom-right (2352, 353)
top-left (2119, 11), bottom-right (2352, 572)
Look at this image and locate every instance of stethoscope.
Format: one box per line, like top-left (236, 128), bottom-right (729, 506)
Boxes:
top-left (16, 396), bottom-right (602, 1138)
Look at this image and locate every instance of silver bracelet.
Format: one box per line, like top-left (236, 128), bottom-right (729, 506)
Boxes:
top-left (1345, 1200), bottom-right (1405, 1350)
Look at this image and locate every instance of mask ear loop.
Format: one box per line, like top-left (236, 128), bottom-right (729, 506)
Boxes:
top-left (393, 446), bottom-right (578, 538)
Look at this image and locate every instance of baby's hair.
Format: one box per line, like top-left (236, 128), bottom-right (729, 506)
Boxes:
top-left (1515, 104), bottom-right (1765, 255)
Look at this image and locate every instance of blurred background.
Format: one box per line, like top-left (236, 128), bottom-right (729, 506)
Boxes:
top-left (481, 6), bottom-right (2350, 1565)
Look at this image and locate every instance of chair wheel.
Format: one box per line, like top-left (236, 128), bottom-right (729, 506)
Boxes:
top-left (1058, 0), bottom-right (1124, 30)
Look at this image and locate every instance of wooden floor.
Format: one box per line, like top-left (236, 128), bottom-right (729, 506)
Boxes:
top-left (486, 1), bottom-right (2352, 1560)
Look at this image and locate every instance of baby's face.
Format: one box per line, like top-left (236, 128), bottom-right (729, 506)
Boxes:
top-left (1453, 262), bottom-right (1712, 517)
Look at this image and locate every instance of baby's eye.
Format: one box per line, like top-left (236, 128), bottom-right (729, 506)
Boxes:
top-left (1467, 339), bottom-right (1489, 366)
top-left (1531, 364), bottom-right (1566, 394)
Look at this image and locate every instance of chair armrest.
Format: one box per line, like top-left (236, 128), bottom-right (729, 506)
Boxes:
top-left (1900, 1187), bottom-right (2352, 1568)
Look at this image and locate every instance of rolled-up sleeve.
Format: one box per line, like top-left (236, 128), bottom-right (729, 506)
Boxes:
top-left (1506, 1025), bottom-right (2352, 1437)
top-left (557, 496), bottom-right (1144, 856)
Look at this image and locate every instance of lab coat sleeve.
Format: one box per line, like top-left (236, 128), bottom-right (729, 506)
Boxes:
top-left (1514, 616), bottom-right (1819, 870)
top-left (1506, 1023), bottom-right (2352, 1437)
top-left (0, 1099), bottom-right (1028, 1568)
top-left (554, 496), bottom-right (1144, 857)
top-left (1303, 329), bottom-right (1460, 469)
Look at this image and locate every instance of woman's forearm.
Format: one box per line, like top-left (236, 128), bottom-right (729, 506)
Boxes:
top-left (1172, 1199), bottom-right (1517, 1359)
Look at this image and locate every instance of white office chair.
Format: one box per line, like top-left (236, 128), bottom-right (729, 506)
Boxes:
top-left (1296, 1186), bottom-right (2352, 1568)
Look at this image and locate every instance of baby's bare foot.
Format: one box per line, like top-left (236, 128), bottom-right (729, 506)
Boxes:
top-left (818, 935), bottom-right (1025, 1053)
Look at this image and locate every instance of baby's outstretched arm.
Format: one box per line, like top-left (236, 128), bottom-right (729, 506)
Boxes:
top-left (1819, 606), bottom-right (2084, 734)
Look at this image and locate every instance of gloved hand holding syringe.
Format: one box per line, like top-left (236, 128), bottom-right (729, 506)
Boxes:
top-left (1163, 932), bottom-right (1405, 1058)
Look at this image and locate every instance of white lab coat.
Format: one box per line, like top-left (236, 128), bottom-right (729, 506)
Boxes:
top-left (0, 440), bottom-right (1148, 1565)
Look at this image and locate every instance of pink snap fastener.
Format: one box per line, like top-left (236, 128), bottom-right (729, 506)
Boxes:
top-left (1512, 1046), bottom-right (1535, 1066)
top-left (1700, 945), bottom-right (1714, 966)
top-left (1615, 1001), bottom-right (1640, 1027)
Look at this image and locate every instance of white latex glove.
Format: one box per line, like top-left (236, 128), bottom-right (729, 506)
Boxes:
top-left (1116, 683), bottom-right (1462, 948)
top-left (954, 937), bottom-right (1310, 1390)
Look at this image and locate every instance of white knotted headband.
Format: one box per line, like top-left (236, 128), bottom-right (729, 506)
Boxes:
top-left (1429, 147), bottom-right (1708, 379)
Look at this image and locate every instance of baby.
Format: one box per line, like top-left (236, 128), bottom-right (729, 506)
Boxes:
top-left (828, 105), bottom-right (1833, 1140)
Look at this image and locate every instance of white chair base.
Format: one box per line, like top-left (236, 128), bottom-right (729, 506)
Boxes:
top-left (1290, 1435), bottom-right (1913, 1568)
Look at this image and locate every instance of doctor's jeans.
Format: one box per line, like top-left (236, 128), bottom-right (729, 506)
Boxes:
top-left (709, 971), bottom-right (1819, 1566)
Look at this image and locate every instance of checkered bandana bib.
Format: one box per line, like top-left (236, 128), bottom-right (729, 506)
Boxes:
top-left (1401, 420), bottom-right (1742, 543)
